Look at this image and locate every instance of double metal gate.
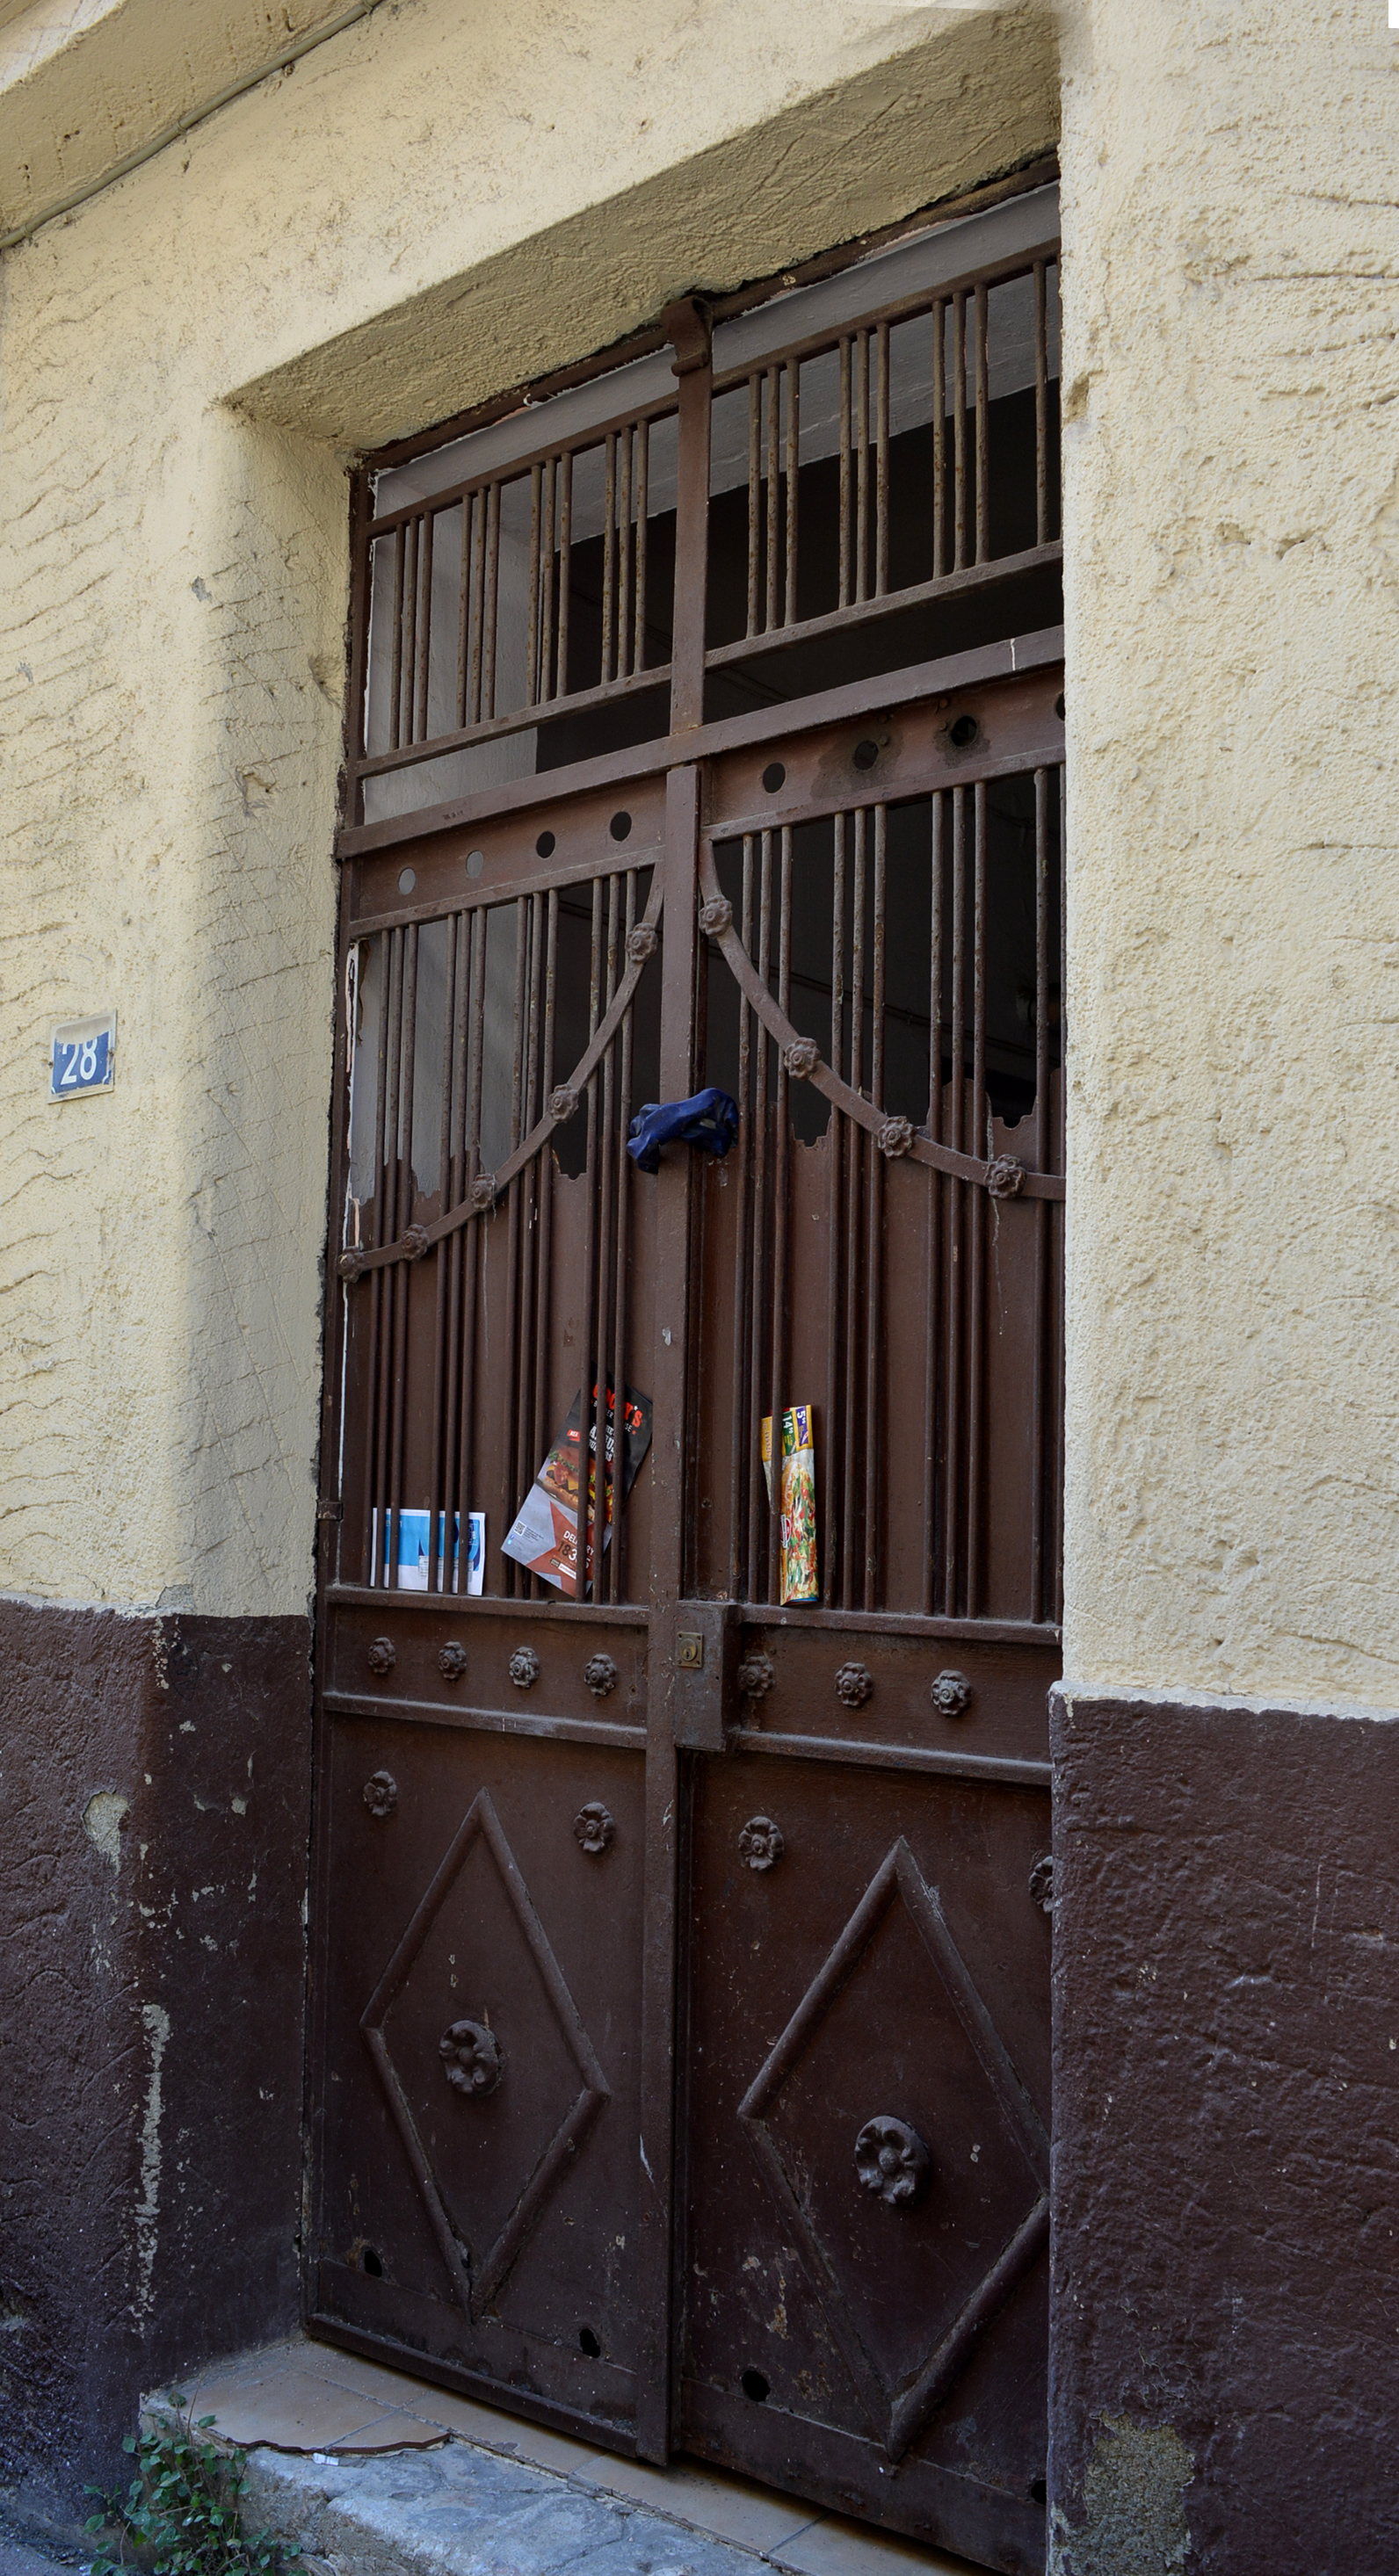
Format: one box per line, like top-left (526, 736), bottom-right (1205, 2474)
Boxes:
top-left (309, 183), bottom-right (1064, 2575)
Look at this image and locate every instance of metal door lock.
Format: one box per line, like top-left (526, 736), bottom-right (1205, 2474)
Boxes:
top-left (677, 1631), bottom-right (705, 1669)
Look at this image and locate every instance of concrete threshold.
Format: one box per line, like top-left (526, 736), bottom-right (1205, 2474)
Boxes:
top-left (147, 2335), bottom-right (977, 2576)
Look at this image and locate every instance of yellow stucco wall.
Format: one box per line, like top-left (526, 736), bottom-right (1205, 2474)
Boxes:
top-left (11, 0), bottom-right (1395, 1718)
top-left (1059, 0), bottom-right (1399, 1710)
top-left (0, 0), bottom-right (1056, 1617)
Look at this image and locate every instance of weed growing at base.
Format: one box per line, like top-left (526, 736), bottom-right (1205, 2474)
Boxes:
top-left (86, 2397), bottom-right (303, 2576)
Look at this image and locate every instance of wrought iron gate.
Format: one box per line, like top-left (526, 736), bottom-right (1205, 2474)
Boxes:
top-left (309, 181), bottom-right (1064, 2576)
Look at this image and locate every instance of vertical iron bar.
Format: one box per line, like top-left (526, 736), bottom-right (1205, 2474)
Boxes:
top-left (784, 360), bottom-right (799, 626)
top-left (577, 878), bottom-right (603, 1597)
top-left (514, 895), bottom-right (543, 1592)
top-left (500, 900), bottom-right (528, 1594)
top-left (863, 804), bottom-right (886, 1610)
top-left (923, 792), bottom-right (945, 1612)
top-left (765, 827), bottom-right (793, 1607)
top-left (610, 868), bottom-right (636, 1600)
top-left (468, 492), bottom-right (487, 724)
top-left (540, 457), bottom-right (557, 705)
top-left (1034, 260), bottom-right (1049, 550)
top-left (601, 433), bottom-right (618, 685)
top-left (618, 428), bottom-right (634, 683)
top-left (746, 376), bottom-right (761, 640)
top-left (728, 834), bottom-right (754, 1596)
top-left (943, 787), bottom-right (966, 1611)
top-left (635, 761), bottom-right (700, 2467)
top-left (360, 930), bottom-right (393, 1581)
top-left (975, 279), bottom-right (989, 566)
top-left (953, 292), bottom-right (968, 574)
top-left (1030, 764), bottom-right (1051, 1624)
top-left (746, 831), bottom-right (772, 1603)
top-left (456, 909), bottom-right (488, 1585)
top-left (463, 496), bottom-right (479, 731)
top-left (388, 525), bottom-right (406, 753)
top-left (593, 877), bottom-right (620, 1600)
top-left (441, 907), bottom-right (472, 1586)
top-left (415, 510), bottom-right (434, 742)
top-left (932, 299), bottom-right (946, 583)
top-left (558, 452), bottom-right (574, 699)
top-left (669, 358), bottom-right (712, 734)
top-left (875, 323), bottom-right (890, 599)
top-left (765, 365), bottom-right (780, 633)
top-left (838, 337), bottom-right (852, 611)
top-left (530, 887), bottom-right (560, 1562)
top-left (634, 421), bottom-right (649, 675)
top-left (373, 928), bottom-right (405, 1585)
top-left (402, 515), bottom-right (421, 747)
top-left (855, 329), bottom-right (870, 604)
top-left (966, 779), bottom-right (988, 1615)
top-left (427, 911), bottom-right (460, 1591)
top-left (823, 813), bottom-right (845, 1607)
top-left (526, 462), bottom-right (542, 709)
top-left (841, 807), bottom-right (866, 1607)
top-left (482, 481), bottom-right (501, 720)
top-left (386, 923), bottom-right (419, 1587)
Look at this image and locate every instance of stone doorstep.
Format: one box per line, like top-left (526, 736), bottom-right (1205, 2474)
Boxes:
top-left (144, 2336), bottom-right (976, 2576)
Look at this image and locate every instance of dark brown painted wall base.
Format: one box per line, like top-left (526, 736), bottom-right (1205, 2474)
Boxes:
top-left (1047, 1686), bottom-right (1399, 2575)
top-left (0, 1599), bottom-right (311, 2534)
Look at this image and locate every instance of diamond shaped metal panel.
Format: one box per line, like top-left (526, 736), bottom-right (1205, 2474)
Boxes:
top-left (361, 1789), bottom-right (609, 2319)
top-left (737, 1837), bottom-right (1048, 2460)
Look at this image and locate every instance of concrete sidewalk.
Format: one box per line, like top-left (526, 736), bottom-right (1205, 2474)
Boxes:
top-left (152, 2336), bottom-right (976, 2576)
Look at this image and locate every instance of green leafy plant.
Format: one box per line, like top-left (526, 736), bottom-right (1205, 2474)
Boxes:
top-left (85, 2395), bottom-right (303, 2576)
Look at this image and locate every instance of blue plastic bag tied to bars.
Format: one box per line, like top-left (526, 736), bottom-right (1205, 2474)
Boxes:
top-left (626, 1089), bottom-right (739, 1176)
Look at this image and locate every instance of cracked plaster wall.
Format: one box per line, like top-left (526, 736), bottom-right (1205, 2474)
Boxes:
top-left (1058, 0), bottom-right (1399, 1713)
top-left (0, 0), bottom-right (1056, 1621)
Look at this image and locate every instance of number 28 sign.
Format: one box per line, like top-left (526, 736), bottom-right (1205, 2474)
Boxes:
top-left (49, 1010), bottom-right (117, 1102)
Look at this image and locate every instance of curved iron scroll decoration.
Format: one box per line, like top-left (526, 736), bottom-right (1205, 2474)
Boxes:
top-left (696, 842), bottom-right (1064, 1203)
top-left (342, 872), bottom-right (665, 1279)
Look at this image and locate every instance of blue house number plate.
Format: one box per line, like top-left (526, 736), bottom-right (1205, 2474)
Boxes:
top-left (50, 1010), bottom-right (117, 1101)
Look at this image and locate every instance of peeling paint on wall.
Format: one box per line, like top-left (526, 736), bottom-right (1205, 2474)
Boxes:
top-left (133, 2001), bottom-right (170, 2321)
top-left (1048, 2417), bottom-right (1192, 2576)
top-left (83, 1789), bottom-right (129, 1870)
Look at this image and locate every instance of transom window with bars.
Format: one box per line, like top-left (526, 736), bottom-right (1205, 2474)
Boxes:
top-left (329, 181), bottom-right (1064, 1623)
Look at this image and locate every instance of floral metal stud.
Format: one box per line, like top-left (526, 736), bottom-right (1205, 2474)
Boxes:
top-left (784, 1037), bottom-right (820, 1080)
top-left (985, 1155), bottom-right (1025, 1198)
top-left (876, 1115), bottom-right (915, 1157)
top-left (699, 894), bottom-right (733, 937)
top-left (930, 1668), bottom-right (972, 1717)
top-left (509, 1646), bottom-right (540, 1690)
top-left (834, 1661), bottom-right (873, 1711)
top-left (584, 1653), bottom-right (618, 1699)
top-left (737, 1653), bottom-right (775, 1700)
top-left (548, 1085), bottom-right (579, 1123)
top-left (1029, 1855), bottom-right (1055, 1914)
top-left (627, 923), bottom-right (658, 963)
top-left (574, 1801), bottom-right (615, 1856)
top-left (366, 1636), bottom-right (395, 1676)
top-left (854, 2116), bottom-right (931, 2208)
top-left (439, 1640), bottom-right (468, 1682)
top-left (362, 1770), bottom-right (398, 1820)
top-left (439, 2018), bottom-right (503, 2098)
top-left (738, 1816), bottom-right (785, 1872)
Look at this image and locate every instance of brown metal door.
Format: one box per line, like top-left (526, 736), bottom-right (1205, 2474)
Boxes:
top-left (309, 185), bottom-right (1064, 2576)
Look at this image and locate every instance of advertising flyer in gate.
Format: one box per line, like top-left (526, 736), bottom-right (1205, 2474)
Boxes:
top-left (503, 1381), bottom-right (653, 1597)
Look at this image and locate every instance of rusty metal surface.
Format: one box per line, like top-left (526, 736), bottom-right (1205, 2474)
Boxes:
top-left (310, 204), bottom-right (1064, 2568)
